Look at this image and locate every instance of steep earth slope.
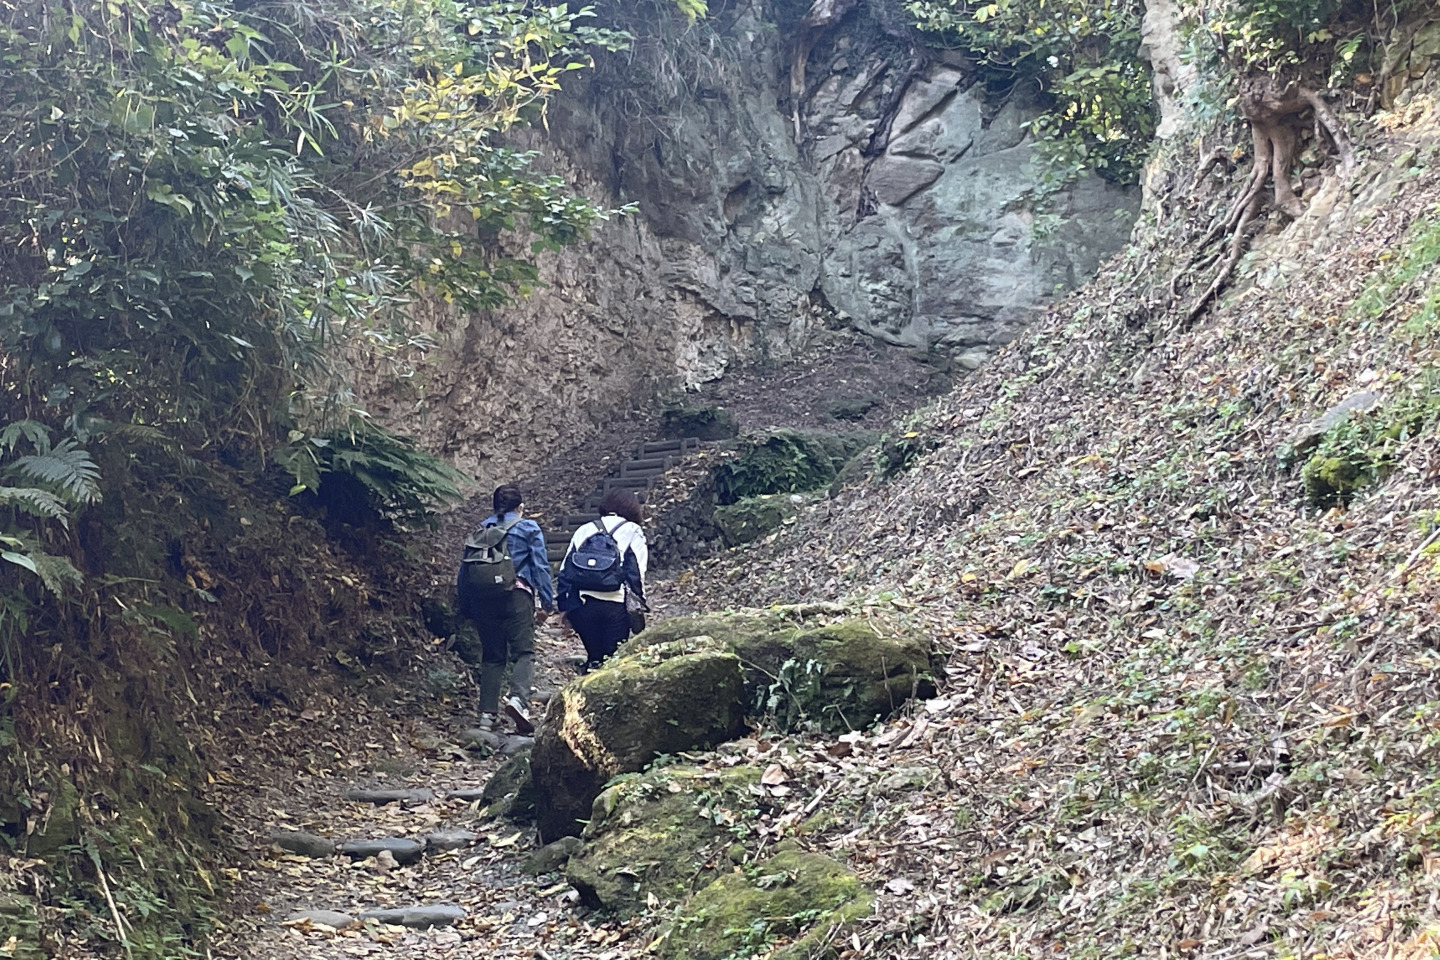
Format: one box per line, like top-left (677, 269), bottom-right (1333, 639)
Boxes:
top-left (663, 87), bottom-right (1440, 954)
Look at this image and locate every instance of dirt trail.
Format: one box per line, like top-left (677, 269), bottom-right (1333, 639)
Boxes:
top-left (207, 621), bottom-right (657, 960)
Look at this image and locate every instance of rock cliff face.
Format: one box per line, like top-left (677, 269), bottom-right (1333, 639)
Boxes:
top-left (364, 0), bottom-right (1142, 483)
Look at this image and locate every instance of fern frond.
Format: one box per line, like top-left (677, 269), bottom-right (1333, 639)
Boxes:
top-left (8, 440), bottom-right (102, 505)
top-left (0, 420), bottom-right (51, 455)
top-left (29, 552), bottom-right (83, 595)
top-left (0, 486), bottom-right (71, 525)
top-left (0, 534), bottom-right (81, 595)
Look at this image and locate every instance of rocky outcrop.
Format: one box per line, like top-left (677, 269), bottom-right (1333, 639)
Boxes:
top-left (359, 1), bottom-right (1141, 486)
top-left (1140, 0), bottom-right (1201, 140)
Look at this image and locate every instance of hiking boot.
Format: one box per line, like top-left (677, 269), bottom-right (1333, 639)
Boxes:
top-left (476, 712), bottom-right (496, 733)
top-left (503, 696), bottom-right (534, 735)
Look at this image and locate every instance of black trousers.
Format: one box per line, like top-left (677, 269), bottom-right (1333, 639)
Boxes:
top-left (568, 596), bottom-right (630, 668)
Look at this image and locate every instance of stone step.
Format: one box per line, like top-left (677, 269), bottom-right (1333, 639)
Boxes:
top-left (285, 909), bottom-right (359, 931)
top-left (619, 463), bottom-right (667, 479)
top-left (271, 830), bottom-right (337, 858)
top-left (544, 531), bottom-right (573, 545)
top-left (343, 787), bottom-right (434, 806)
top-left (423, 829), bottom-right (478, 851)
top-left (338, 837), bottom-right (425, 865)
top-left (563, 513), bottom-right (600, 527)
top-left (601, 476), bottom-right (653, 493)
top-left (620, 456), bottom-right (672, 475)
top-left (356, 904), bottom-right (466, 929)
top-left (635, 438), bottom-right (699, 457)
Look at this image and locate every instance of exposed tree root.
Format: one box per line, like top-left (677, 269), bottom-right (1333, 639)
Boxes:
top-left (1180, 79), bottom-right (1354, 328)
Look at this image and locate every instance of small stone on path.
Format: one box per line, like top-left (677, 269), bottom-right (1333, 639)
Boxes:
top-left (523, 836), bottom-right (584, 876)
top-left (424, 829), bottom-right (479, 851)
top-left (284, 909), bottom-right (358, 930)
top-left (271, 830), bottom-right (336, 858)
top-left (442, 788), bottom-right (487, 802)
top-left (343, 787), bottom-right (434, 805)
top-left (460, 729), bottom-right (534, 755)
top-left (357, 904), bottom-right (466, 928)
top-left (338, 837), bottom-right (426, 864)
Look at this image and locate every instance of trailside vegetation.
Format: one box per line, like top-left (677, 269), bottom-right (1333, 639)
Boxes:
top-left (905, 0), bottom-right (1158, 187)
top-left (0, 0), bottom-right (697, 953)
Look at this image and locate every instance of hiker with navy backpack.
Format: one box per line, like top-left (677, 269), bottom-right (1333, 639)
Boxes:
top-left (455, 483), bottom-right (554, 734)
top-left (557, 490), bottom-right (649, 672)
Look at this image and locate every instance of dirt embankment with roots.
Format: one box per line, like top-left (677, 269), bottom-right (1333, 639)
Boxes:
top-left (665, 95), bottom-right (1440, 956)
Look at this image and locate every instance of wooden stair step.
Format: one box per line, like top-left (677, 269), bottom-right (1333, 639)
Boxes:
top-left (601, 477), bottom-right (653, 492)
top-left (634, 437), bottom-right (699, 457)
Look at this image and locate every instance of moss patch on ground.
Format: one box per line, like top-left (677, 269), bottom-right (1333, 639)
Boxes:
top-left (628, 611), bottom-right (937, 731)
top-left (713, 494), bottom-right (801, 546)
top-left (658, 844), bottom-right (872, 960)
top-left (565, 765), bottom-right (764, 917)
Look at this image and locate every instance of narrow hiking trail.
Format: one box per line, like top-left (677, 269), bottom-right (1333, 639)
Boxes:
top-left (205, 625), bottom-right (656, 960)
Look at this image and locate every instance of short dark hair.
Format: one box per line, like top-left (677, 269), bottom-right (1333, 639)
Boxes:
top-left (492, 483), bottom-right (523, 516)
top-left (600, 490), bottom-right (644, 524)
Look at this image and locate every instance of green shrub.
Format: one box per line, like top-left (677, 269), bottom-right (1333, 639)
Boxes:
top-left (907, 0), bottom-right (1156, 186)
top-left (713, 431), bottom-right (874, 505)
top-left (275, 421), bottom-right (464, 529)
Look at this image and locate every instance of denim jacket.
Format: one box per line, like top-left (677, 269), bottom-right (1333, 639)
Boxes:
top-left (483, 512), bottom-right (555, 611)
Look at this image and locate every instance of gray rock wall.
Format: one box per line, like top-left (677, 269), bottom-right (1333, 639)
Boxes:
top-left (361, 0), bottom-right (1142, 484)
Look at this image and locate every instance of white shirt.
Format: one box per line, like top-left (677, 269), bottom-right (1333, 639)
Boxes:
top-left (564, 515), bottom-right (648, 603)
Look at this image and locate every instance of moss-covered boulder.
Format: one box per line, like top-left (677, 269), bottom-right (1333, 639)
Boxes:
top-left (565, 764), bottom-right (762, 916)
top-left (661, 406), bottom-right (739, 441)
top-left (627, 610), bottom-right (937, 732)
top-left (713, 430), bottom-right (876, 505)
top-left (712, 494), bottom-right (799, 546)
top-left (659, 845), bottom-right (872, 960)
top-left (532, 639), bottom-right (747, 841)
top-left (479, 747), bottom-right (536, 821)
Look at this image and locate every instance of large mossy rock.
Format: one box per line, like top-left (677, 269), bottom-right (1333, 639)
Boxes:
top-left (565, 764), bottom-right (760, 916)
top-left (712, 493), bottom-right (799, 546)
top-left (532, 639), bottom-right (747, 841)
top-left (627, 610), bottom-right (937, 732)
top-left (659, 845), bottom-right (872, 960)
top-left (713, 430), bottom-right (876, 505)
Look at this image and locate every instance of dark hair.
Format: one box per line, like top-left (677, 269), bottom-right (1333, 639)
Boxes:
top-left (492, 483), bottom-right (523, 517)
top-left (600, 490), bottom-right (644, 524)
